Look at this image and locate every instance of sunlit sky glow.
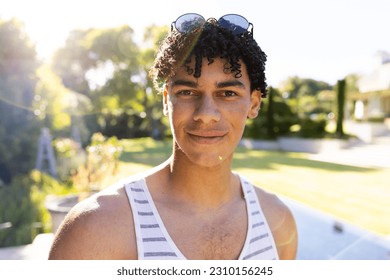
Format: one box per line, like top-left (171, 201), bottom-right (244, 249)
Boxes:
top-left (2, 0), bottom-right (389, 86)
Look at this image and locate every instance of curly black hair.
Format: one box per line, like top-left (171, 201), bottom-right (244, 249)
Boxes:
top-left (149, 18), bottom-right (268, 97)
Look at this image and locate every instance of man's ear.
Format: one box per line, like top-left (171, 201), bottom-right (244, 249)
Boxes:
top-left (247, 90), bottom-right (262, 119)
top-left (163, 84), bottom-right (169, 116)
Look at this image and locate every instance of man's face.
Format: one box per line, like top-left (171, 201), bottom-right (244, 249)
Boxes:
top-left (164, 58), bottom-right (261, 167)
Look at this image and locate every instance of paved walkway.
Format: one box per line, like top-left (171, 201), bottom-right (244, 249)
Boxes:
top-left (284, 198), bottom-right (390, 260)
top-left (308, 132), bottom-right (390, 169)
top-left (296, 132), bottom-right (390, 259)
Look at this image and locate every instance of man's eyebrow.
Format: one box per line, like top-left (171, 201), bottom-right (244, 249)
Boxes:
top-left (169, 79), bottom-right (198, 87)
top-left (216, 80), bottom-right (246, 89)
top-left (169, 79), bottom-right (246, 89)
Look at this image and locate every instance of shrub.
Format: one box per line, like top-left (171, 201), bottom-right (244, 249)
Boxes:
top-left (298, 117), bottom-right (327, 138)
top-left (0, 170), bottom-right (73, 247)
top-left (69, 132), bottom-right (123, 196)
top-left (0, 175), bottom-right (41, 247)
top-left (53, 137), bottom-right (86, 182)
top-left (245, 99), bottom-right (298, 140)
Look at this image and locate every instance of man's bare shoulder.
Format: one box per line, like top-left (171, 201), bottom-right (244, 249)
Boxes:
top-left (48, 183), bottom-right (137, 260)
top-left (253, 185), bottom-right (298, 260)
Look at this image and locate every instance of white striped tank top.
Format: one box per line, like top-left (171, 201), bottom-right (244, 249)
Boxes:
top-left (124, 175), bottom-right (279, 260)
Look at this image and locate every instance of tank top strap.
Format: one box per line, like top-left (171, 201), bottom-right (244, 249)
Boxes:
top-left (124, 178), bottom-right (184, 260)
top-left (238, 175), bottom-right (280, 260)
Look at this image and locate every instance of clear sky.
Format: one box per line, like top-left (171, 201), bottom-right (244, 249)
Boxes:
top-left (1, 0), bottom-right (389, 86)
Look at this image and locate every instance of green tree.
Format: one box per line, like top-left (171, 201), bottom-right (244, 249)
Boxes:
top-left (0, 18), bottom-right (40, 184)
top-left (281, 76), bottom-right (332, 98)
top-left (51, 25), bottom-right (161, 138)
top-left (34, 64), bottom-right (93, 143)
top-left (139, 25), bottom-right (169, 139)
top-left (280, 76), bottom-right (332, 117)
top-left (266, 87), bottom-right (276, 139)
top-left (51, 29), bottom-right (94, 95)
top-left (336, 79), bottom-right (346, 138)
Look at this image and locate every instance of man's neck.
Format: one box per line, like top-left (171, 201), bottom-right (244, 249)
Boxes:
top-left (157, 150), bottom-right (240, 210)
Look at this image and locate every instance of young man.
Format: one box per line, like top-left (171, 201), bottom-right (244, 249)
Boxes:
top-left (49, 13), bottom-right (297, 260)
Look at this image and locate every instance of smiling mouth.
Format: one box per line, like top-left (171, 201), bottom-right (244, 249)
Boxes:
top-left (187, 131), bottom-right (227, 144)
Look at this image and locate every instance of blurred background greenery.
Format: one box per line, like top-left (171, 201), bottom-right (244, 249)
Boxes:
top-left (0, 17), bottom-right (389, 247)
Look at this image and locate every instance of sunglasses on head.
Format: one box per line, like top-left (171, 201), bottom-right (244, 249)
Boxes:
top-left (171, 13), bottom-right (253, 35)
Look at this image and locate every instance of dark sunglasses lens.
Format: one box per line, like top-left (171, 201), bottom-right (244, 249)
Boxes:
top-left (218, 14), bottom-right (249, 35)
top-left (175, 13), bottom-right (205, 33)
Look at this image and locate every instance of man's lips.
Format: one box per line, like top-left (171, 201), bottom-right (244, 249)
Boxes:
top-left (187, 131), bottom-right (227, 137)
top-left (186, 130), bottom-right (228, 144)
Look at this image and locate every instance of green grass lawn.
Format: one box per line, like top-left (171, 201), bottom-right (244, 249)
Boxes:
top-left (112, 138), bottom-right (390, 237)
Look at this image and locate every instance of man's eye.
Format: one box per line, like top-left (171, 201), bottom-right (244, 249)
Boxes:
top-left (222, 91), bottom-right (237, 97)
top-left (177, 90), bottom-right (194, 96)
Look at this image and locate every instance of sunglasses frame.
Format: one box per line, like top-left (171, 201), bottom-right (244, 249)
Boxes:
top-left (171, 13), bottom-right (253, 35)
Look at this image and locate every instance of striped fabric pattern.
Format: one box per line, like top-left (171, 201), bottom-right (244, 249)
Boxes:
top-left (240, 178), bottom-right (278, 260)
top-left (124, 176), bottom-right (279, 260)
top-left (126, 183), bottom-right (182, 259)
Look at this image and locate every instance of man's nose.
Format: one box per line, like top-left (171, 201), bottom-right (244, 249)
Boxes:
top-left (193, 95), bottom-right (221, 123)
